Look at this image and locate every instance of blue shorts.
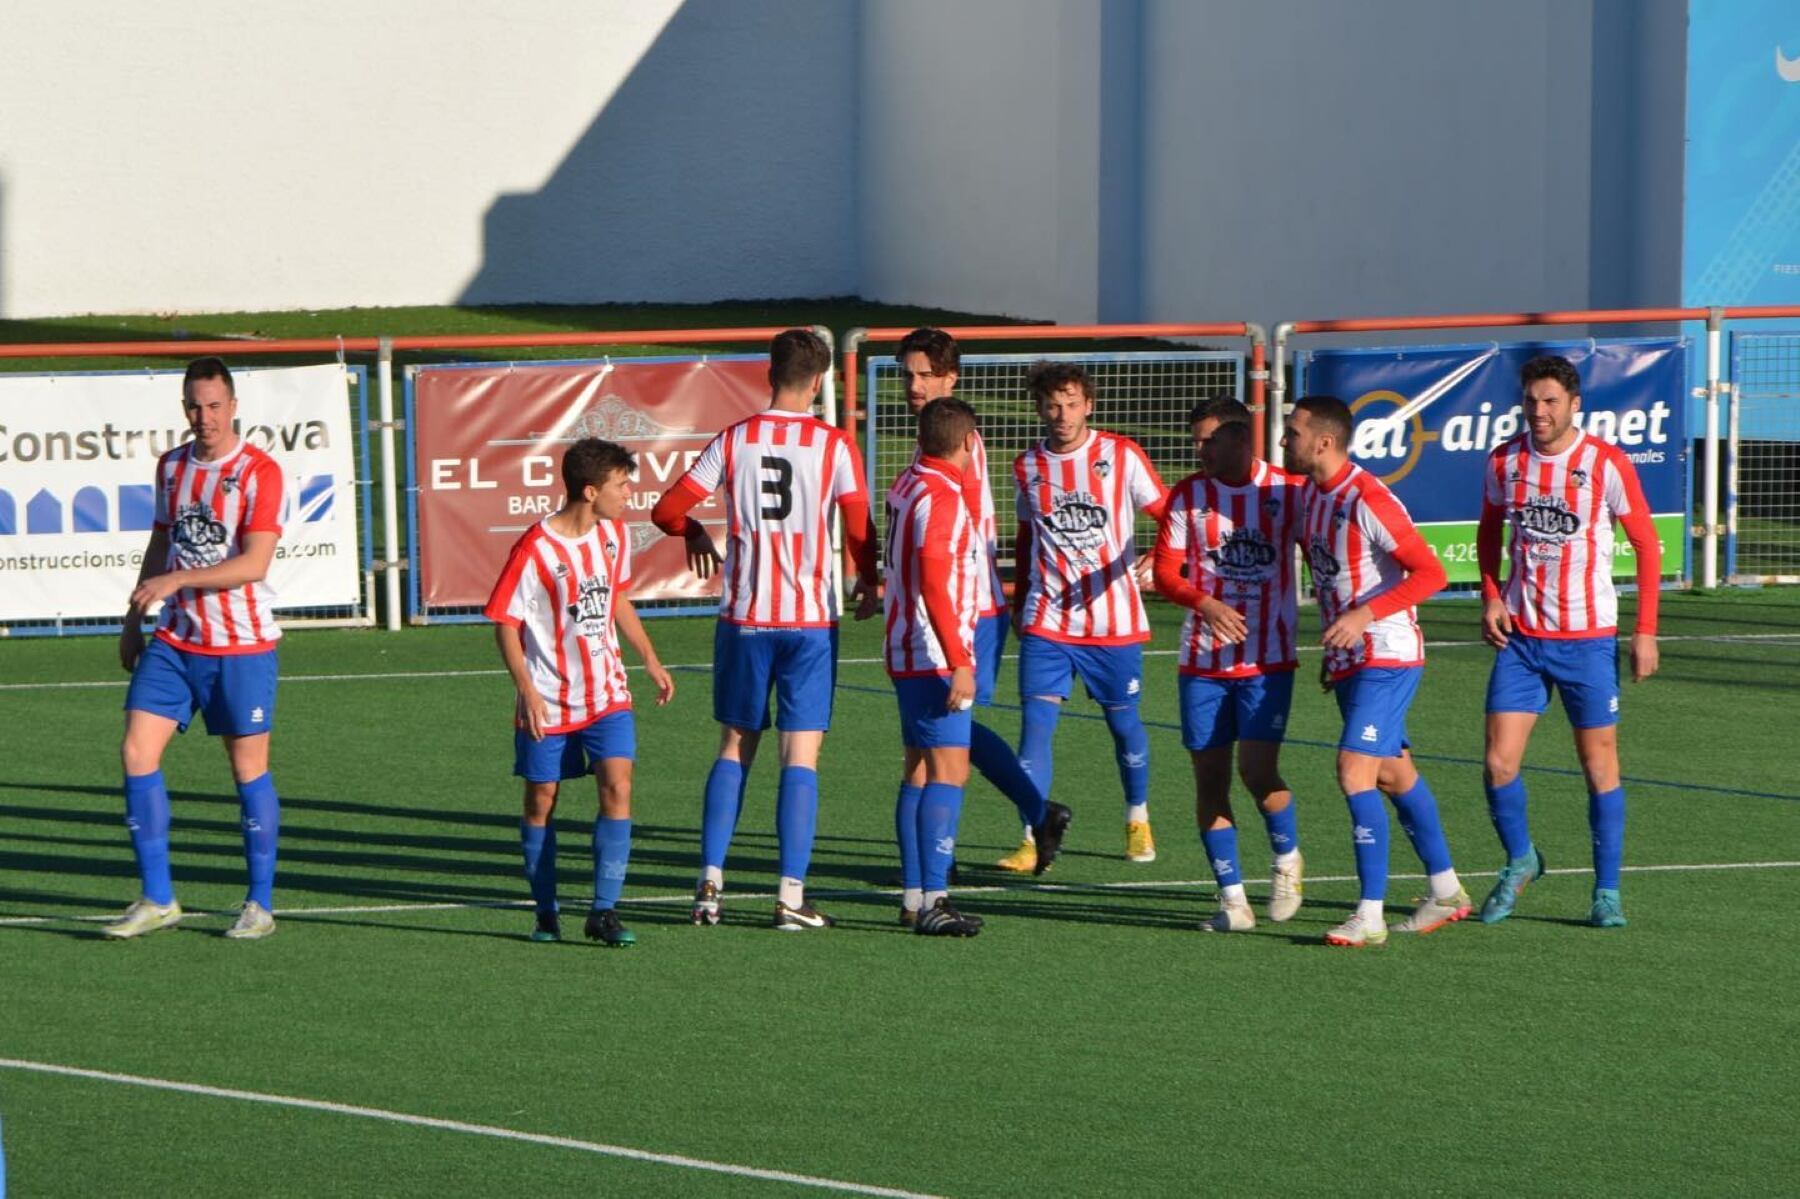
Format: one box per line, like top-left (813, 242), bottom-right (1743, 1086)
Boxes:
top-left (713, 622), bottom-right (837, 732)
top-left (1179, 670), bottom-right (1295, 752)
top-left (892, 675), bottom-right (974, 749)
top-left (973, 612), bottom-right (1008, 707)
top-left (124, 637), bottom-right (277, 737)
top-left (514, 709), bottom-right (636, 783)
top-left (1486, 633), bottom-right (1620, 729)
top-left (1018, 634), bottom-right (1144, 708)
top-left (1333, 666), bottom-right (1421, 758)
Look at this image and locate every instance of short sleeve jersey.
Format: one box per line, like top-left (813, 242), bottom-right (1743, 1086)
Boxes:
top-left (151, 440), bottom-right (285, 655)
top-left (1012, 430), bottom-right (1167, 644)
top-left (883, 459), bottom-right (980, 677)
top-left (1483, 431), bottom-right (1651, 637)
top-left (484, 518), bottom-right (634, 734)
top-left (1301, 462), bottom-right (1429, 679)
top-left (1158, 461), bottom-right (1304, 677)
top-left (676, 410), bottom-right (866, 627)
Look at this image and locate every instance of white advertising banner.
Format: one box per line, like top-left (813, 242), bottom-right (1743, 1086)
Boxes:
top-left (0, 364), bottom-right (361, 622)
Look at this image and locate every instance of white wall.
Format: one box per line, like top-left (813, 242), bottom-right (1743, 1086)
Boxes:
top-left (0, 1), bottom-right (1684, 325)
top-left (0, 0), bottom-right (858, 317)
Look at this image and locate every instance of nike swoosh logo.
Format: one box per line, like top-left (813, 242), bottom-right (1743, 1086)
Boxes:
top-left (1779, 46), bottom-right (1800, 83)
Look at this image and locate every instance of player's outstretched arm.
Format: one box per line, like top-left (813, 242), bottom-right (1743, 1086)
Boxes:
top-left (130, 530), bottom-right (279, 613)
top-left (493, 622), bottom-right (549, 739)
top-left (614, 594), bottom-right (675, 705)
top-left (119, 526), bottom-right (171, 672)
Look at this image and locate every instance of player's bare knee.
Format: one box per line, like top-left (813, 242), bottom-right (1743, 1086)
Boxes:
top-left (521, 782), bottom-right (558, 823)
top-left (1483, 754), bottom-right (1521, 787)
top-left (599, 779), bottom-right (632, 820)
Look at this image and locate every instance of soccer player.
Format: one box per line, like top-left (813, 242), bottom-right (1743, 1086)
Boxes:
top-left (651, 328), bottom-right (878, 930)
top-left (1154, 397), bottom-right (1306, 932)
top-left (1281, 394), bottom-right (1469, 947)
top-left (891, 329), bottom-right (1069, 878)
top-left (485, 438), bottom-right (675, 948)
top-left (1476, 355), bottom-right (1662, 928)
top-left (106, 356), bottom-right (285, 940)
top-left (885, 398), bottom-right (990, 935)
top-left (1011, 361), bottom-right (1168, 863)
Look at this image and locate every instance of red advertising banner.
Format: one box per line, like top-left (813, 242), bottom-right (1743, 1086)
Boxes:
top-left (412, 356), bottom-right (770, 609)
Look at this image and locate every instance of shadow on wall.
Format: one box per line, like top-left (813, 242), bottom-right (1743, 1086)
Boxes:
top-left (458, 0), bottom-right (857, 308)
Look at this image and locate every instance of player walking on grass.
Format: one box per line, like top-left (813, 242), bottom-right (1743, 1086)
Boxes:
top-left (1010, 362), bottom-right (1168, 865)
top-left (1476, 355), bottom-right (1662, 929)
top-left (106, 357), bottom-right (285, 941)
top-left (486, 438), bottom-right (674, 948)
top-left (1282, 395), bottom-right (1469, 947)
top-left (1153, 397), bottom-right (1306, 933)
top-left (652, 329), bottom-right (878, 930)
top-left (890, 329), bottom-right (1069, 880)
top-left (883, 399), bottom-right (993, 935)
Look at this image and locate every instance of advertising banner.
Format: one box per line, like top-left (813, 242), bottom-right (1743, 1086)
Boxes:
top-left (0, 365), bottom-right (362, 622)
top-left (1298, 340), bottom-right (1688, 584)
top-left (410, 356), bottom-right (771, 610)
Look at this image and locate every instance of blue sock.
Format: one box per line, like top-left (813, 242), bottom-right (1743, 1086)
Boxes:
top-left (123, 770), bottom-right (174, 905)
top-left (1391, 776), bottom-right (1452, 876)
top-left (1017, 697), bottom-right (1062, 805)
top-left (894, 783), bottom-right (924, 891)
top-left (1262, 801), bottom-right (1299, 856)
top-left (700, 758), bottom-right (746, 872)
top-left (1485, 775), bottom-right (1533, 860)
top-left (592, 817), bottom-right (632, 910)
top-left (1346, 789), bottom-right (1390, 901)
top-left (1589, 786), bottom-right (1626, 890)
top-left (519, 821), bottom-right (558, 914)
top-left (1199, 824), bottom-right (1242, 888)
top-left (236, 773), bottom-right (280, 909)
top-left (776, 765), bottom-right (820, 881)
top-left (918, 782), bottom-right (965, 893)
top-left (1103, 704), bottom-right (1150, 810)
top-left (970, 722), bottom-right (1047, 825)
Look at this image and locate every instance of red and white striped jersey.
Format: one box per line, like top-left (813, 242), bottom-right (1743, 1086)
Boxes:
top-left (1158, 461), bottom-right (1304, 677)
top-left (883, 459), bottom-right (980, 677)
top-left (678, 410), bottom-right (866, 627)
top-left (1301, 462), bottom-right (1429, 679)
top-left (1013, 430), bottom-right (1167, 644)
top-left (484, 518), bottom-right (634, 734)
top-left (150, 440), bottom-right (284, 656)
top-left (1483, 432), bottom-right (1651, 637)
top-left (917, 430), bottom-right (1003, 617)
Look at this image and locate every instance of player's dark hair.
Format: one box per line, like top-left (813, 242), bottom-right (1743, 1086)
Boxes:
top-left (917, 397), bottom-right (978, 458)
top-left (1294, 394), bottom-right (1353, 444)
top-left (1026, 360), bottom-right (1094, 406)
top-left (769, 328), bottom-right (831, 392)
top-left (1520, 354), bottom-right (1582, 397)
top-left (1189, 394), bottom-right (1251, 427)
top-left (183, 356), bottom-right (234, 395)
top-left (897, 327), bottom-right (960, 375)
top-left (562, 437), bottom-right (635, 496)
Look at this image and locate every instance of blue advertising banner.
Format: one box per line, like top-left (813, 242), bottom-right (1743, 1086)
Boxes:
top-left (1684, 0), bottom-right (1800, 307)
top-left (1298, 340), bottom-right (1688, 583)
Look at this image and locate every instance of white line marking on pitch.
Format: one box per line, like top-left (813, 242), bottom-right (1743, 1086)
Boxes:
top-left (0, 1058), bottom-right (944, 1199)
top-left (5, 630), bottom-right (1796, 692)
top-left (5, 861), bottom-right (1795, 928)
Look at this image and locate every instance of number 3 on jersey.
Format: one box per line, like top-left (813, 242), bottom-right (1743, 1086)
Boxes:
top-left (759, 456), bottom-right (794, 520)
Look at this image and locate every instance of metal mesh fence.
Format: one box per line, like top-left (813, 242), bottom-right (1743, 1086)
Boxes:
top-left (1729, 333), bottom-right (1800, 582)
top-left (863, 351), bottom-right (1243, 568)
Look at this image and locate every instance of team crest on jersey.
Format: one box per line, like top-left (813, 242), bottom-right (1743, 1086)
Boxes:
top-left (221, 473), bottom-right (241, 495)
top-left (1208, 527), bottom-right (1278, 578)
top-left (171, 502), bottom-right (229, 567)
top-left (1569, 467), bottom-right (1589, 487)
top-left (1305, 538), bottom-right (1341, 583)
top-left (567, 575), bottom-right (612, 636)
top-left (1093, 458), bottom-right (1113, 479)
top-left (1043, 491), bottom-right (1108, 552)
top-left (553, 562), bottom-right (571, 578)
top-left (1262, 495), bottom-right (1283, 517)
top-left (1516, 495), bottom-right (1581, 540)
top-left (1331, 509), bottom-right (1349, 526)
top-left (603, 539), bottom-right (618, 558)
